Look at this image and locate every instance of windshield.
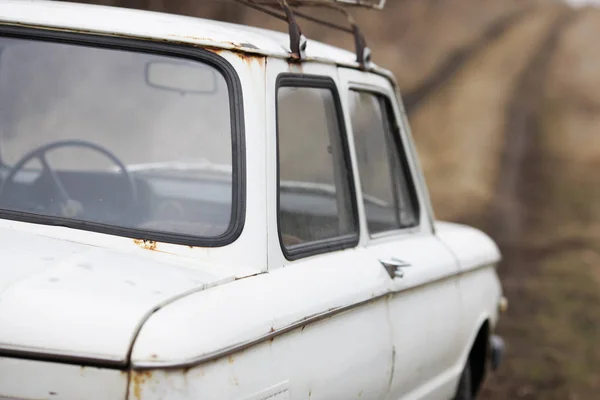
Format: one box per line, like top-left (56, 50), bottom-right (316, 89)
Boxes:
top-left (0, 35), bottom-right (238, 240)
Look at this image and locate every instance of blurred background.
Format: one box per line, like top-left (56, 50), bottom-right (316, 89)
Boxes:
top-left (66, 0), bottom-right (600, 398)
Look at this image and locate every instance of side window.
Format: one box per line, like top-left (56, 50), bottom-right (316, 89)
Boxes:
top-left (277, 76), bottom-right (358, 256)
top-left (349, 90), bottom-right (419, 234)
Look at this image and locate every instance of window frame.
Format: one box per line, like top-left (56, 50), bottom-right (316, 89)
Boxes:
top-left (348, 87), bottom-right (421, 238)
top-left (0, 25), bottom-right (246, 247)
top-left (276, 73), bottom-right (360, 260)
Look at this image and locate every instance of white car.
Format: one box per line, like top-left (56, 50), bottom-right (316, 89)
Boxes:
top-left (0, 1), bottom-right (506, 399)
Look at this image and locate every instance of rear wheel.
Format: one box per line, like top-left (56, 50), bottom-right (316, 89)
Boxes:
top-left (454, 362), bottom-right (473, 400)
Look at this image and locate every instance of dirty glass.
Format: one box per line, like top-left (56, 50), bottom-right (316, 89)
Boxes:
top-left (349, 90), bottom-right (418, 233)
top-left (277, 85), bottom-right (356, 249)
top-left (0, 36), bottom-right (235, 238)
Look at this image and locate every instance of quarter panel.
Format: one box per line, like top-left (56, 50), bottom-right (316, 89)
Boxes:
top-left (130, 299), bottom-right (392, 400)
top-left (131, 248), bottom-right (391, 366)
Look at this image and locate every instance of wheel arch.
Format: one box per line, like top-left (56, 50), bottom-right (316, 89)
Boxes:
top-left (466, 319), bottom-right (491, 397)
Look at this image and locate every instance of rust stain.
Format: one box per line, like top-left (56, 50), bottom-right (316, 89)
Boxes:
top-left (131, 370), bottom-right (153, 400)
top-left (228, 355), bottom-right (235, 364)
top-left (133, 239), bottom-right (158, 251)
top-left (208, 47), bottom-right (266, 67)
top-left (288, 62), bottom-right (304, 74)
top-left (241, 53), bottom-right (266, 68)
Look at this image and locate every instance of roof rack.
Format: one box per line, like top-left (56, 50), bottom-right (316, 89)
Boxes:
top-left (233, 0), bottom-right (385, 70)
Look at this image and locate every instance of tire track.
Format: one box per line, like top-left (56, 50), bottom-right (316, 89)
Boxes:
top-left (402, 6), bottom-right (536, 116)
top-left (487, 9), bottom-right (580, 249)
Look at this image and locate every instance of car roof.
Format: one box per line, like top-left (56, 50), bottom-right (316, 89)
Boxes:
top-left (0, 0), bottom-right (389, 73)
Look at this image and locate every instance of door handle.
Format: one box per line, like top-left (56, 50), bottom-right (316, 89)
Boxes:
top-left (380, 258), bottom-right (412, 279)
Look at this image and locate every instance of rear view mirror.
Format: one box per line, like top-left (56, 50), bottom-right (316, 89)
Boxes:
top-left (145, 60), bottom-right (218, 94)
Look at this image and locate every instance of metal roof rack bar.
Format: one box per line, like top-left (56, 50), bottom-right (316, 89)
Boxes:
top-left (280, 0), bottom-right (386, 10)
top-left (320, 0), bottom-right (385, 9)
top-left (234, 0), bottom-right (377, 68)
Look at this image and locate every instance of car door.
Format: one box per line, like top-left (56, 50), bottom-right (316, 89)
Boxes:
top-left (263, 59), bottom-right (394, 400)
top-left (338, 68), bottom-right (464, 400)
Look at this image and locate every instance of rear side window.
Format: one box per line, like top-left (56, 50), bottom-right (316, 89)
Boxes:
top-left (349, 90), bottom-right (418, 234)
top-left (0, 33), bottom-right (243, 246)
top-left (277, 76), bottom-right (358, 258)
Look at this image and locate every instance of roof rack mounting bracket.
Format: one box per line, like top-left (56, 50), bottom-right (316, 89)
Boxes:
top-left (353, 26), bottom-right (372, 70)
top-left (279, 0), bottom-right (307, 61)
top-left (347, 15), bottom-right (371, 69)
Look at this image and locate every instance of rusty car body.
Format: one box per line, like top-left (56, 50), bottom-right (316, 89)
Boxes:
top-left (0, 1), bottom-right (505, 399)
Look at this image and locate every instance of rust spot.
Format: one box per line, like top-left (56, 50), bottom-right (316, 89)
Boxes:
top-left (131, 370), bottom-right (153, 400)
top-left (228, 355), bottom-right (234, 364)
top-left (151, 353), bottom-right (158, 359)
top-left (236, 52), bottom-right (266, 68)
top-left (301, 325), bottom-right (306, 332)
top-left (288, 62), bottom-right (304, 74)
top-left (269, 327), bottom-right (275, 333)
top-left (133, 239), bottom-right (157, 251)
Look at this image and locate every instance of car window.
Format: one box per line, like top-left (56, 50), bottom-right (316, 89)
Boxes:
top-left (0, 35), bottom-right (241, 242)
top-left (348, 90), bottom-right (418, 234)
top-left (277, 78), bottom-right (357, 255)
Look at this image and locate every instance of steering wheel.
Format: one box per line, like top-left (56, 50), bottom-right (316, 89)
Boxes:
top-left (0, 140), bottom-right (137, 221)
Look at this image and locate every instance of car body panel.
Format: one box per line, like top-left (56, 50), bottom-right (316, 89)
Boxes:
top-left (129, 251), bottom-right (394, 399)
top-left (0, 2), bottom-right (505, 399)
top-left (0, 218), bottom-right (237, 364)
